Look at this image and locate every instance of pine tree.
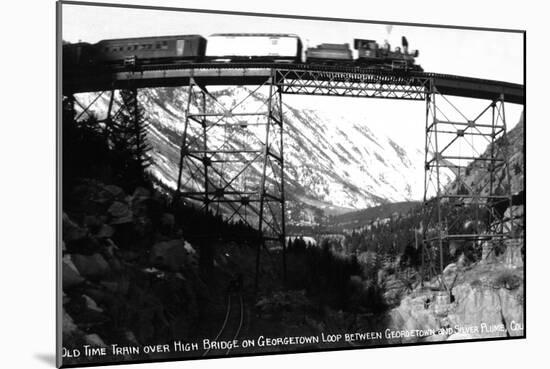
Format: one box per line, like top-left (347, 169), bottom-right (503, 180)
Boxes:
top-left (110, 89), bottom-right (151, 187)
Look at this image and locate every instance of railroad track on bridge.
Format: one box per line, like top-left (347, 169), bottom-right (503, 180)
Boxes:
top-left (63, 62), bottom-right (524, 104)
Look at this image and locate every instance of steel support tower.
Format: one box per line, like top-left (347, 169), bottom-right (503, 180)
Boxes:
top-left (421, 84), bottom-right (514, 287)
top-left (174, 75), bottom-right (286, 288)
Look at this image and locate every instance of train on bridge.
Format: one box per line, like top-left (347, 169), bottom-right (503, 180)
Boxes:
top-left (63, 33), bottom-right (422, 71)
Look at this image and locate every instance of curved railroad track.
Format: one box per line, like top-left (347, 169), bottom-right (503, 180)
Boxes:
top-left (68, 61), bottom-right (521, 88)
top-left (64, 61), bottom-right (524, 104)
top-left (202, 292), bottom-right (245, 357)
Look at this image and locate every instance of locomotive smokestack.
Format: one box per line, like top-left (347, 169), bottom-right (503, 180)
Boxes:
top-left (401, 36), bottom-right (409, 53)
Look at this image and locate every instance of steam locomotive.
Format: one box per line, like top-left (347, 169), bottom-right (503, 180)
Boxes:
top-left (63, 33), bottom-right (422, 71)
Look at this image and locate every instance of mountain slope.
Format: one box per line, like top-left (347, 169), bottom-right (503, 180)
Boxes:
top-left (75, 86), bottom-right (427, 217)
top-left (446, 112), bottom-right (524, 196)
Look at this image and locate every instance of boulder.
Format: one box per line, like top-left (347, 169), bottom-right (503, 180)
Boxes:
top-left (131, 195), bottom-right (150, 218)
top-left (63, 309), bottom-right (79, 337)
top-left (124, 330), bottom-right (141, 346)
top-left (84, 333), bottom-right (107, 348)
top-left (65, 236), bottom-right (103, 254)
top-left (100, 276), bottom-right (130, 295)
top-left (108, 202), bottom-right (129, 218)
top-left (72, 253), bottom-right (110, 280)
top-left (96, 224), bottom-right (115, 238)
top-left (63, 213), bottom-right (87, 242)
top-left (133, 187), bottom-right (151, 200)
top-left (108, 201), bottom-right (133, 224)
top-left (82, 294), bottom-right (104, 313)
top-left (150, 239), bottom-right (197, 271)
top-left (183, 241), bottom-right (197, 256)
top-left (83, 215), bottom-right (103, 232)
top-left (81, 287), bottom-right (110, 307)
top-left (103, 239), bottom-right (119, 255)
top-left (63, 255), bottom-right (85, 288)
top-left (119, 250), bottom-right (140, 262)
top-left (103, 184), bottom-right (125, 199)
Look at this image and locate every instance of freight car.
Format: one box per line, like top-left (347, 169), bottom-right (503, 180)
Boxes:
top-left (205, 33), bottom-right (302, 63)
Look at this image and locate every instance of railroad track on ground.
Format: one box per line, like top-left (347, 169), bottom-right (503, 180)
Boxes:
top-left (202, 293), bottom-right (245, 357)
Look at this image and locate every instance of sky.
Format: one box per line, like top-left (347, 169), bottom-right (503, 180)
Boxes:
top-left (61, 4), bottom-right (524, 83)
top-left (61, 3), bottom-right (525, 198)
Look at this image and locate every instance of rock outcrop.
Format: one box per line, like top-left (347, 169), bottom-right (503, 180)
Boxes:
top-left (61, 180), bottom-right (204, 365)
top-left (386, 239), bottom-right (524, 343)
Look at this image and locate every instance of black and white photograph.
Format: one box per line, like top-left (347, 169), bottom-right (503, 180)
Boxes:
top-left (56, 1), bottom-right (527, 367)
top-left (9, 0), bottom-right (550, 369)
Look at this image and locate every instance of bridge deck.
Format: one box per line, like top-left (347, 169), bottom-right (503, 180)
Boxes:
top-left (63, 63), bottom-right (524, 104)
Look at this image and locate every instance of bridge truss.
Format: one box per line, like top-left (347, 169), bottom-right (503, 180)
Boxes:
top-left (274, 68), bottom-right (429, 100)
top-left (63, 64), bottom-right (523, 291)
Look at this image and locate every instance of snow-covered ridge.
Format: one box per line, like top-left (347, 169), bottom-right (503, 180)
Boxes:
top-left (74, 86), bottom-right (426, 212)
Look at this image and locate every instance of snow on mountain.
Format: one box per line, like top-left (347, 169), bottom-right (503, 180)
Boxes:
top-left (74, 86), bottom-right (428, 214)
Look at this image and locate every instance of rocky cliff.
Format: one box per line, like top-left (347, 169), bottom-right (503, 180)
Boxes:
top-left (384, 112), bottom-right (525, 342)
top-left (386, 240), bottom-right (524, 343)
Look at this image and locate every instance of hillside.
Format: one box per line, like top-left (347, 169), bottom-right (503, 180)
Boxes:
top-left (75, 86), bottom-right (428, 222)
top-left (61, 102), bottom-right (397, 365)
top-left (327, 200), bottom-right (420, 231)
top-left (447, 112), bottom-right (524, 196)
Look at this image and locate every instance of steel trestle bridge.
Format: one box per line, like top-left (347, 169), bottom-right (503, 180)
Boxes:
top-left (63, 62), bottom-right (525, 289)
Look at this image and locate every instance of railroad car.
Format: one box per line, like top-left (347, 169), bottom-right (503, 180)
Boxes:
top-left (63, 33), bottom-right (422, 72)
top-left (354, 37), bottom-right (422, 71)
top-left (205, 33), bottom-right (303, 63)
top-left (305, 43), bottom-right (353, 64)
top-left (63, 42), bottom-right (97, 68)
top-left (94, 35), bottom-right (207, 65)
